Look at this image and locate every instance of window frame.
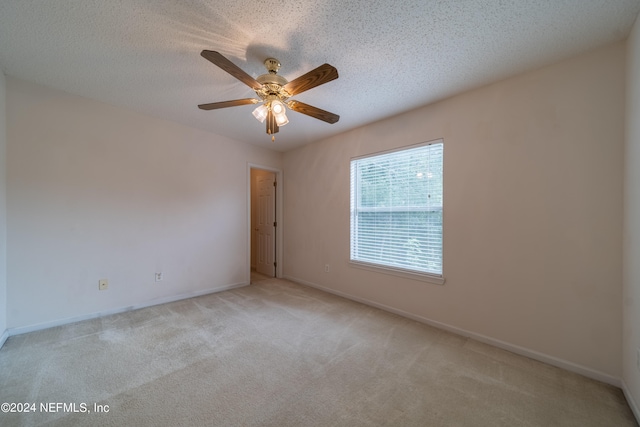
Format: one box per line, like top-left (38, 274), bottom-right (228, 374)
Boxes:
top-left (349, 139), bottom-right (445, 285)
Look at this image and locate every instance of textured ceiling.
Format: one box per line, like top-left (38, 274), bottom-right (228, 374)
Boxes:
top-left (1, 0), bottom-right (639, 151)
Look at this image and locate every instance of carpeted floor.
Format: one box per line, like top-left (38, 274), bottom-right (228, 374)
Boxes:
top-left (250, 270), bottom-right (273, 284)
top-left (0, 278), bottom-right (637, 426)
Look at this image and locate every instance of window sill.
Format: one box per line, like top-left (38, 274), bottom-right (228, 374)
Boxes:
top-left (349, 261), bottom-right (445, 285)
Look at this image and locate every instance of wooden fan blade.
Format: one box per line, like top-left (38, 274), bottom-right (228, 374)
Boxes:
top-left (201, 50), bottom-right (262, 90)
top-left (287, 100), bottom-right (340, 124)
top-left (266, 110), bottom-right (279, 135)
top-left (198, 98), bottom-right (259, 110)
top-left (282, 64), bottom-right (338, 96)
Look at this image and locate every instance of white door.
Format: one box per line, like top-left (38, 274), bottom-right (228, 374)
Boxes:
top-left (256, 172), bottom-right (276, 276)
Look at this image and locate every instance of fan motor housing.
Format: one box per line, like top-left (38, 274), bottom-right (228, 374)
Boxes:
top-left (256, 71), bottom-right (290, 101)
top-left (256, 73), bottom-right (288, 87)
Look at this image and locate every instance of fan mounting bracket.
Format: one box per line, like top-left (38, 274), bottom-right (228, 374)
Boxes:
top-left (264, 58), bottom-right (281, 74)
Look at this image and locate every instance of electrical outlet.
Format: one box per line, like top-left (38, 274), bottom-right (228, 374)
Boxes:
top-left (324, 264), bottom-right (330, 273)
top-left (155, 272), bottom-right (163, 282)
top-left (98, 279), bottom-right (108, 291)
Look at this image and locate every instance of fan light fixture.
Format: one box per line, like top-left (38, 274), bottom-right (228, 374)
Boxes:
top-left (252, 100), bottom-right (289, 127)
top-left (275, 113), bottom-right (289, 126)
top-left (252, 104), bottom-right (269, 123)
top-left (198, 51), bottom-right (340, 142)
top-left (271, 100), bottom-right (289, 126)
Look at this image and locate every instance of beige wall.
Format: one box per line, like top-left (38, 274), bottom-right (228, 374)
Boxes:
top-left (624, 14), bottom-right (640, 417)
top-left (6, 77), bottom-right (282, 329)
top-left (283, 42), bottom-right (625, 380)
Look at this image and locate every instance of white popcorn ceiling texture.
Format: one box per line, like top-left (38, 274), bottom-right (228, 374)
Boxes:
top-left (0, 0), bottom-right (638, 151)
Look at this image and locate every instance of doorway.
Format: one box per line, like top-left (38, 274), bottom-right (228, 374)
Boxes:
top-left (249, 166), bottom-right (281, 283)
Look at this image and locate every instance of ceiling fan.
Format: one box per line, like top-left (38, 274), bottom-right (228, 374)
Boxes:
top-left (198, 50), bottom-right (339, 141)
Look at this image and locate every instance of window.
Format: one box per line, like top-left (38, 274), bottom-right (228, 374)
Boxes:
top-left (350, 140), bottom-right (443, 282)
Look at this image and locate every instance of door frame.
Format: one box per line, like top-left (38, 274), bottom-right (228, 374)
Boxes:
top-left (247, 163), bottom-right (283, 281)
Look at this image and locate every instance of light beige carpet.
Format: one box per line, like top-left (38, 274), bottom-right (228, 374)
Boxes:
top-left (0, 278), bottom-right (637, 426)
top-left (250, 270), bottom-right (273, 284)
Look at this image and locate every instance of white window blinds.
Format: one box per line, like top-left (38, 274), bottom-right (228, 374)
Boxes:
top-left (350, 141), bottom-right (443, 277)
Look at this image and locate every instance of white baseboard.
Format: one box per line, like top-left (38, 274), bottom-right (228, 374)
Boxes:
top-left (7, 281), bottom-right (249, 337)
top-left (283, 275), bottom-right (621, 388)
top-left (0, 329), bottom-right (8, 350)
top-left (622, 381), bottom-right (640, 424)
